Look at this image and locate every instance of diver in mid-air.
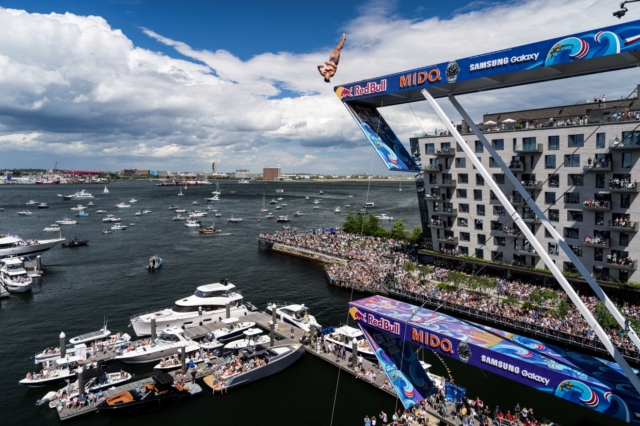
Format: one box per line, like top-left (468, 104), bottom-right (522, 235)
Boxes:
top-left (318, 33), bottom-right (347, 83)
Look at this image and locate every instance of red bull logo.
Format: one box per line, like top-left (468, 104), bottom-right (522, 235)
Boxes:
top-left (335, 80), bottom-right (387, 100)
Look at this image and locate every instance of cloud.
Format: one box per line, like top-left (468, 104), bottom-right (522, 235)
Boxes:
top-left (0, 1), bottom-right (635, 173)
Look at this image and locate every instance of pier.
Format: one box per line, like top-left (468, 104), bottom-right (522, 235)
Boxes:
top-left (257, 236), bottom-right (345, 265)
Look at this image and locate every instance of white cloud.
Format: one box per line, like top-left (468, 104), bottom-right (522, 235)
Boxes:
top-left (0, 1), bottom-right (636, 173)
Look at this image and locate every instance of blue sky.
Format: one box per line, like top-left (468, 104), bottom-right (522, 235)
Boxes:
top-left (0, 0), bottom-right (637, 174)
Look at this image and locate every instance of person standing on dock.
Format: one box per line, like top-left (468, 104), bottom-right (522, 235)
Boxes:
top-left (290, 327), bottom-right (295, 340)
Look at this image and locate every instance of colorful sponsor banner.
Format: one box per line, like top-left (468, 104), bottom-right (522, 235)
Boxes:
top-left (343, 102), bottom-right (420, 172)
top-left (445, 381), bottom-right (466, 403)
top-left (358, 324), bottom-right (437, 409)
top-left (335, 20), bottom-right (640, 102)
top-left (348, 296), bottom-right (640, 424)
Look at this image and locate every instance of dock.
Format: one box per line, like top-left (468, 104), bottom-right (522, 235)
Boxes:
top-left (58, 312), bottom-right (457, 424)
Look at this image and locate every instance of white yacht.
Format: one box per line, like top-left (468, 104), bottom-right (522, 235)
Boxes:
top-left (277, 197), bottom-right (283, 201)
top-left (56, 217), bottom-right (77, 225)
top-left (116, 202), bottom-right (130, 208)
top-left (275, 205), bottom-right (282, 210)
top-left (205, 195), bottom-right (220, 202)
top-left (294, 211), bottom-right (304, 217)
top-left (0, 234), bottom-right (65, 258)
top-left (269, 199), bottom-right (277, 204)
top-left (135, 211), bottom-right (142, 216)
top-left (189, 211), bottom-right (207, 218)
top-left (102, 214), bottom-right (121, 223)
top-left (1, 257), bottom-right (33, 292)
top-left (70, 205), bottom-right (85, 211)
top-left (129, 280), bottom-right (248, 336)
top-left (185, 219), bottom-right (201, 227)
top-left (114, 327), bottom-right (200, 364)
top-left (173, 215), bottom-right (185, 221)
top-left (313, 199), bottom-right (320, 205)
top-left (129, 198), bottom-right (137, 203)
top-left (214, 212), bottom-right (223, 217)
top-left (375, 213), bottom-right (393, 220)
top-left (211, 182), bottom-right (222, 196)
top-left (334, 207), bottom-right (341, 213)
top-left (26, 200), bottom-right (38, 206)
top-left (266, 212), bottom-right (274, 219)
top-left (228, 215), bottom-right (243, 223)
top-left (364, 202), bottom-right (375, 209)
top-left (324, 325), bottom-right (374, 357)
top-left (199, 317), bottom-right (256, 345)
top-left (223, 329), bottom-right (270, 350)
top-left (276, 215), bottom-right (290, 223)
top-left (266, 303), bottom-right (321, 332)
top-left (35, 332), bottom-right (131, 364)
top-left (71, 190), bottom-right (94, 200)
top-left (43, 224), bottom-right (60, 232)
top-left (313, 205), bottom-right (319, 210)
top-left (238, 179), bottom-right (250, 184)
top-left (142, 209), bottom-right (152, 214)
top-left (42, 369), bottom-right (133, 409)
top-left (17, 211), bottom-right (33, 216)
top-left (175, 208), bottom-right (186, 213)
top-left (20, 353), bottom-right (94, 387)
top-left (96, 209), bottom-right (107, 214)
top-left (178, 189), bottom-right (184, 196)
top-left (111, 224), bottom-right (127, 230)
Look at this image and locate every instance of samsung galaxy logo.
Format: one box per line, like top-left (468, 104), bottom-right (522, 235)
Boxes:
top-left (481, 355), bottom-right (550, 386)
top-left (469, 53), bottom-right (539, 72)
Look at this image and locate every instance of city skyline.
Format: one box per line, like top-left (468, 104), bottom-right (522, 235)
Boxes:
top-left (0, 0), bottom-right (638, 174)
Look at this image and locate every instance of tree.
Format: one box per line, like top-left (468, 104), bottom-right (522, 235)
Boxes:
top-left (409, 227), bottom-right (423, 244)
top-left (404, 261), bottom-right (417, 273)
top-left (342, 212), bottom-right (359, 234)
top-left (447, 271), bottom-right (467, 288)
top-left (389, 220), bottom-right (407, 241)
top-left (594, 301), bottom-right (619, 329)
top-left (364, 214), bottom-right (381, 236)
top-left (553, 300), bottom-right (571, 319)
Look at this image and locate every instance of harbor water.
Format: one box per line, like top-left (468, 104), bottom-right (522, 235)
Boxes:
top-left (0, 180), bottom-right (620, 425)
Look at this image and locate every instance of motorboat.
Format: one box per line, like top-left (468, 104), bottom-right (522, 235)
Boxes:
top-left (281, 203), bottom-right (287, 207)
top-left (142, 209), bottom-right (151, 214)
top-left (185, 219), bottom-right (201, 227)
top-left (324, 325), bottom-right (374, 358)
top-left (0, 234), bottom-right (65, 258)
top-left (205, 195), bottom-right (219, 202)
top-left (61, 238), bottom-right (89, 248)
top-left (154, 350), bottom-right (216, 370)
top-left (266, 213), bottom-right (274, 219)
top-left (334, 207), bottom-right (341, 213)
top-left (147, 255), bottom-right (163, 271)
top-left (116, 202), bottom-right (130, 208)
top-left (44, 224), bottom-right (60, 232)
top-left (129, 280), bottom-right (250, 336)
top-left (169, 205), bottom-right (179, 210)
top-left (37, 203), bottom-right (49, 209)
top-left (313, 205), bottom-right (319, 210)
top-left (102, 214), bottom-right (121, 223)
top-left (277, 197), bottom-right (283, 201)
top-left (364, 202), bottom-right (375, 209)
top-left (175, 208), bottom-right (186, 213)
top-left (294, 211), bottom-right (304, 217)
top-left (20, 353), bottom-right (97, 387)
top-left (60, 194), bottom-right (73, 201)
top-left (319, 190), bottom-right (323, 194)
top-left (129, 223), bottom-right (137, 226)
top-left (348, 195), bottom-right (353, 198)
top-left (69, 322), bottom-right (112, 345)
top-left (75, 212), bottom-right (89, 217)
top-left (223, 329), bottom-right (270, 350)
top-left (204, 317), bottom-right (256, 343)
top-left (87, 202), bottom-right (94, 206)
top-left (55, 217), bottom-right (78, 225)
top-left (17, 211), bottom-right (33, 216)
top-left (26, 200), bottom-right (38, 206)
top-left (202, 343), bottom-right (304, 392)
top-left (111, 224), bottom-right (127, 231)
top-left (71, 190), bottom-right (94, 200)
top-left (305, 196), bottom-right (309, 200)
top-left (275, 189), bottom-right (284, 193)
top-left (96, 372), bottom-right (202, 413)
top-left (228, 215), bottom-right (243, 223)
top-left (238, 179), bottom-right (250, 184)
top-left (375, 213), bottom-right (393, 221)
top-left (35, 332), bottom-right (131, 364)
top-left (276, 215), bottom-right (289, 223)
top-left (261, 194), bottom-right (268, 212)
top-left (269, 199), bottom-right (277, 204)
top-left (206, 206), bottom-right (217, 212)
top-left (266, 303), bottom-right (321, 332)
top-left (135, 211), bottom-right (142, 216)
top-left (192, 201), bottom-right (200, 205)
top-left (173, 215), bottom-right (185, 221)
top-left (282, 226), bottom-right (296, 231)
top-left (198, 225), bottom-right (221, 234)
top-left (313, 199), bottom-right (320, 205)
top-left (129, 198), bottom-right (137, 203)
top-left (115, 328), bottom-right (200, 363)
top-left (96, 209), bottom-right (107, 214)
top-left (102, 230), bottom-right (112, 234)
top-left (214, 212), bottom-right (223, 217)
top-left (275, 205), bottom-right (282, 210)
top-left (189, 211), bottom-right (207, 218)
top-left (70, 205), bottom-right (86, 211)
top-left (1, 257), bottom-right (33, 292)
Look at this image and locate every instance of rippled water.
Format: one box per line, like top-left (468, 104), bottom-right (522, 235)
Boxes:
top-left (0, 180), bottom-right (620, 426)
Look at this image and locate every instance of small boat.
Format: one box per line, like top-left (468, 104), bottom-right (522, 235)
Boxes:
top-left (276, 215), bottom-right (290, 223)
top-left (399, 183), bottom-right (402, 192)
top-left (223, 329), bottom-right (270, 350)
top-left (294, 211), bottom-right (304, 217)
top-left (207, 317), bottom-right (257, 343)
top-left (205, 195), bottom-right (219, 202)
top-left (229, 191), bottom-right (236, 194)
top-left (266, 213), bottom-right (274, 219)
top-left (281, 203), bottom-right (287, 207)
top-left (199, 225), bottom-right (221, 234)
top-left (129, 198), bottom-right (137, 203)
top-left (142, 209), bottom-right (151, 214)
top-left (214, 212), bottom-right (223, 217)
top-left (35, 332), bottom-right (131, 364)
top-left (313, 199), bottom-right (320, 205)
top-left (277, 197), bottom-right (283, 201)
top-left (178, 189), bottom-right (184, 196)
top-left (17, 211), bottom-right (33, 216)
top-left (153, 351), bottom-right (215, 370)
top-left (146, 255), bottom-right (163, 271)
top-left (185, 219), bottom-right (201, 227)
top-left (275, 189), bottom-right (284, 193)
top-left (324, 325), bottom-right (374, 358)
top-left (238, 179), bottom-right (250, 184)
top-left (192, 201), bottom-right (200, 205)
top-left (313, 205), bottom-right (319, 210)
top-left (168, 205), bottom-right (178, 210)
top-left (102, 214), bottom-right (121, 223)
top-left (129, 223), bottom-right (137, 226)
top-left (206, 206), bottom-right (217, 212)
top-left (56, 217), bottom-right (77, 225)
top-left (305, 196), bottom-right (309, 200)
top-left (189, 211), bottom-right (207, 218)
top-left (261, 194), bottom-right (268, 212)
top-left (275, 205), bottom-right (282, 210)
top-left (44, 224), bottom-right (60, 232)
top-left (71, 190), bottom-right (94, 200)
top-left (364, 202), bottom-right (375, 209)
top-left (212, 182), bottom-right (222, 196)
top-left (69, 321), bottom-right (111, 345)
top-left (75, 212), bottom-right (89, 217)
top-left (111, 224), bottom-right (127, 230)
top-left (334, 207), bottom-right (341, 213)
top-left (348, 195), bottom-right (353, 198)
top-left (96, 210), bottom-right (107, 214)
top-left (61, 237), bottom-right (89, 248)
top-left (37, 203), bottom-right (49, 209)
top-left (1, 257), bottom-right (33, 292)
top-left (319, 190), bottom-right (323, 195)
top-left (87, 202), bottom-right (94, 206)
top-left (70, 205), bottom-right (85, 211)
top-left (269, 199), bottom-right (277, 204)
top-left (96, 372), bottom-right (202, 413)
top-left (173, 215), bottom-right (185, 221)
top-left (266, 302), bottom-right (321, 332)
top-left (175, 208), bottom-right (186, 213)
top-left (20, 355), bottom-right (97, 387)
top-left (102, 230), bottom-right (112, 234)
top-left (116, 203), bottom-right (130, 208)
top-left (135, 211), bottom-right (142, 216)
top-left (228, 215), bottom-right (243, 223)
top-left (114, 327), bottom-right (200, 364)
top-left (26, 200), bottom-right (38, 206)
top-left (103, 185), bottom-right (109, 194)
top-left (375, 213), bottom-right (393, 221)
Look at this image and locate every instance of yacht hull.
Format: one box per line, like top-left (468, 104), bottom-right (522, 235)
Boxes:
top-left (0, 238), bottom-right (64, 258)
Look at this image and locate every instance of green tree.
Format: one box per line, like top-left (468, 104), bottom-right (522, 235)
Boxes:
top-left (409, 227), bottom-right (424, 244)
top-left (364, 214), bottom-right (381, 236)
top-left (553, 300), bottom-right (572, 318)
top-left (594, 301), bottom-right (619, 329)
top-left (389, 220), bottom-right (407, 241)
top-left (342, 212), bottom-right (359, 234)
top-left (447, 271), bottom-right (467, 288)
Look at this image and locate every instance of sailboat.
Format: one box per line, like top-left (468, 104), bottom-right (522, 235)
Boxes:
top-left (103, 185), bottom-right (109, 194)
top-left (212, 182), bottom-right (221, 196)
top-left (178, 188), bottom-right (184, 196)
top-left (399, 182), bottom-right (402, 192)
top-left (261, 194), bottom-right (268, 213)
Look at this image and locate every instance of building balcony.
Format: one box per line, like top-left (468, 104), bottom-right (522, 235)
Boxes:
top-left (609, 140), bottom-right (640, 150)
top-left (606, 259), bottom-right (637, 270)
top-left (423, 164), bottom-right (442, 172)
top-left (582, 200), bottom-right (611, 211)
top-left (433, 179), bottom-right (457, 188)
top-left (424, 194), bottom-right (442, 201)
top-left (435, 148), bottom-right (456, 156)
top-left (437, 236), bottom-right (458, 245)
top-left (515, 245), bottom-right (540, 256)
top-left (522, 213), bottom-right (540, 223)
top-left (494, 230), bottom-right (523, 238)
top-left (582, 238), bottom-right (610, 247)
top-left (439, 208), bottom-right (458, 217)
top-left (583, 161), bottom-right (612, 172)
top-left (607, 220), bottom-right (638, 232)
top-left (508, 161), bottom-right (525, 172)
top-left (428, 220), bottom-right (445, 229)
top-left (514, 143), bottom-right (543, 153)
top-left (521, 181), bottom-right (543, 189)
top-left (609, 183), bottom-right (639, 193)
top-left (509, 195), bottom-right (524, 207)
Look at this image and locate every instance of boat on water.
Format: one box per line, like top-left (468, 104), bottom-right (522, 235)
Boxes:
top-left (319, 190), bottom-right (323, 195)
top-left (129, 198), bottom-right (137, 203)
top-left (305, 196), bottom-right (309, 200)
top-left (313, 205), bottom-right (319, 210)
top-left (223, 329), bottom-right (270, 350)
top-left (71, 190), bottom-right (94, 200)
top-left (102, 230), bottom-right (112, 234)
top-left (87, 202), bottom-right (94, 206)
top-left (375, 213), bottom-right (393, 221)
top-left (265, 212), bottom-right (274, 218)
top-left (75, 212), bottom-right (89, 217)
top-left (275, 205), bottom-right (282, 210)
top-left (313, 199), bottom-right (320, 205)
top-left (61, 237), bottom-right (89, 248)
top-left (25, 200), bottom-right (38, 206)
top-left (70, 321), bottom-right (112, 345)
top-left (228, 215), bottom-right (243, 223)
top-left (35, 331), bottom-right (131, 364)
top-left (192, 201), bottom-right (200, 205)
top-left (276, 215), bottom-right (289, 223)
top-left (198, 224), bottom-right (221, 234)
top-left (115, 203), bottom-right (130, 208)
top-left (173, 215), bottom-right (185, 221)
top-left (129, 280), bottom-right (252, 336)
top-left (115, 327), bottom-right (200, 364)
top-left (214, 212), bottom-right (223, 217)
top-left (111, 224), bottom-right (127, 231)
top-left (103, 185), bottom-right (109, 194)
top-left (275, 189), bottom-right (284, 193)
top-left (185, 219), bottom-right (201, 227)
top-left (102, 214), bottom-right (121, 223)
top-left (364, 202), bottom-right (375, 209)
top-left (1, 257), bottom-right (33, 292)
top-left (281, 203), bottom-right (287, 207)
top-left (202, 343), bottom-right (304, 392)
top-left (202, 317), bottom-right (256, 344)
top-left (44, 224), bottom-right (60, 232)
top-left (266, 303), bottom-right (321, 332)
top-left (142, 209), bottom-right (151, 214)
top-left (175, 208), bottom-right (186, 213)
top-left (0, 234), bottom-right (65, 258)
top-left (168, 205), bottom-right (178, 210)
top-left (348, 195), bottom-right (353, 198)
top-left (334, 207), bottom-right (341, 213)
top-left (17, 210), bottom-right (33, 216)
top-left (135, 211), bottom-right (142, 216)
top-left (293, 211), bottom-right (304, 217)
top-left (324, 325), bottom-right (374, 358)
top-left (238, 179), bottom-right (250, 184)
top-left (277, 197), bottom-right (283, 201)
top-left (269, 199), bottom-right (277, 204)
top-left (211, 182), bottom-right (222, 196)
top-left (189, 210), bottom-right (207, 218)
top-left (96, 372), bottom-right (202, 414)
top-left (146, 255), bottom-right (163, 271)
top-left (178, 189), bottom-right (184, 196)
top-left (70, 205), bottom-right (86, 211)
top-left (20, 353), bottom-right (97, 387)
top-left (37, 203), bottom-right (49, 209)
top-left (154, 350), bottom-right (216, 370)
top-left (205, 195), bottom-right (219, 201)
top-left (261, 194), bottom-right (268, 212)
top-left (96, 209), bottom-right (107, 214)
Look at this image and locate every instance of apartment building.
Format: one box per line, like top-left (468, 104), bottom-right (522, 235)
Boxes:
top-left (410, 96), bottom-right (640, 284)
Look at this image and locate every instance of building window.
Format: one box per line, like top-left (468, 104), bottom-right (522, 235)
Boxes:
top-left (458, 218), bottom-right (468, 227)
top-left (548, 135), bottom-right (560, 150)
top-left (495, 237), bottom-right (506, 246)
top-left (475, 219), bottom-right (483, 230)
top-left (549, 174), bottom-right (559, 188)
top-left (475, 249), bottom-right (484, 259)
top-left (459, 203), bottom-right (469, 213)
top-left (564, 227), bottom-right (579, 239)
top-left (594, 248), bottom-right (603, 262)
top-left (459, 174), bottom-right (468, 184)
top-left (596, 174), bottom-right (605, 189)
top-left (494, 174), bottom-right (505, 184)
top-left (494, 206), bottom-right (505, 216)
top-left (596, 133), bottom-right (605, 149)
top-left (460, 232), bottom-right (470, 241)
top-left (491, 220), bottom-right (503, 231)
top-left (475, 140), bottom-right (484, 153)
top-left (620, 232), bottom-right (630, 247)
top-left (493, 139), bottom-right (504, 150)
top-left (623, 152), bottom-right (632, 168)
top-left (457, 189), bottom-right (467, 198)
top-left (564, 193), bottom-right (580, 204)
top-left (548, 243), bottom-right (559, 255)
top-left (474, 189), bottom-right (482, 201)
top-left (545, 226), bottom-right (556, 238)
top-left (491, 251), bottom-right (503, 261)
top-left (622, 194), bottom-right (631, 209)
top-left (568, 174), bottom-right (583, 186)
top-left (568, 210), bottom-right (583, 222)
top-left (478, 234), bottom-right (486, 244)
top-left (545, 155), bottom-right (556, 169)
top-left (476, 174), bottom-right (484, 186)
top-left (549, 209), bottom-right (559, 222)
top-left (569, 245), bottom-right (583, 257)
top-left (425, 143), bottom-right (434, 154)
top-left (522, 137), bottom-right (537, 150)
top-left (477, 205), bottom-right (485, 216)
top-left (595, 212), bottom-right (604, 226)
top-left (455, 157), bottom-right (466, 168)
top-left (564, 154), bottom-right (580, 167)
top-left (545, 192), bottom-right (556, 204)
top-left (568, 134), bottom-right (584, 147)
top-left (459, 246), bottom-right (468, 255)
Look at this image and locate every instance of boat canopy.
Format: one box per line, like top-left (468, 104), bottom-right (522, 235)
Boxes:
top-left (334, 325), bottom-right (363, 338)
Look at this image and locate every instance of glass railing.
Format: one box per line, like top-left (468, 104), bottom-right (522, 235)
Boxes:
top-left (609, 181), bottom-right (637, 190)
top-left (583, 160), bottom-right (610, 169)
top-left (514, 143), bottom-right (541, 152)
top-left (610, 139), bottom-right (640, 148)
top-left (515, 244), bottom-right (537, 253)
top-left (607, 220), bottom-right (636, 229)
top-left (522, 212), bottom-right (537, 220)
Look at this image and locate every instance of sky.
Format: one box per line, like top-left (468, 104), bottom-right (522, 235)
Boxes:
top-left (0, 0), bottom-right (638, 174)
